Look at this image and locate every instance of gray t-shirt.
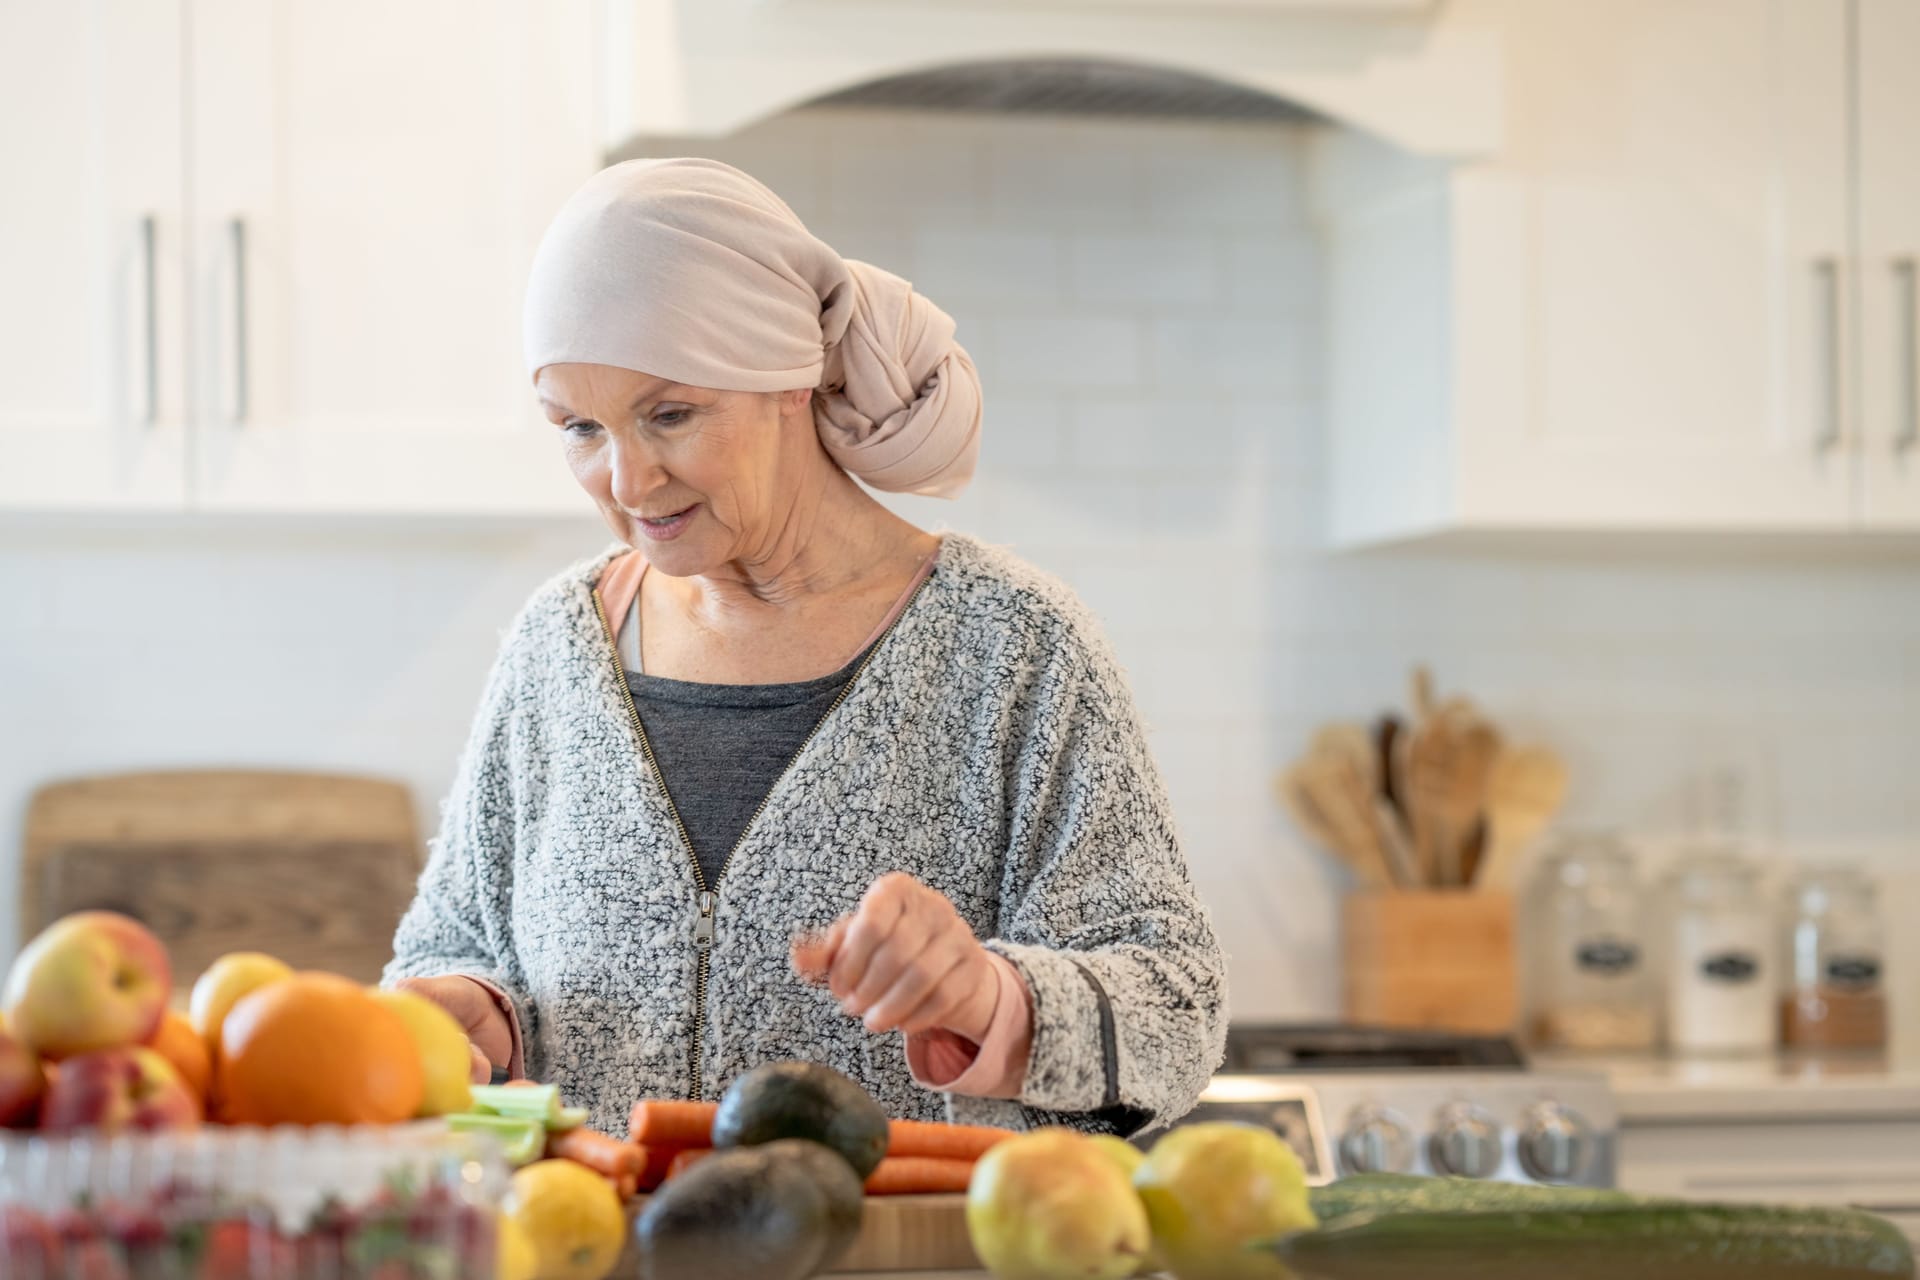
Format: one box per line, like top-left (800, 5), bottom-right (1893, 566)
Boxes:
top-left (622, 596), bottom-right (875, 889)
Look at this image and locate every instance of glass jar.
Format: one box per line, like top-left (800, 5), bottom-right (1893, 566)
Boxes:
top-left (1780, 866), bottom-right (1888, 1055)
top-left (1530, 831), bottom-right (1657, 1052)
top-left (1662, 851), bottom-right (1775, 1056)
top-left (0, 1121), bottom-right (508, 1278)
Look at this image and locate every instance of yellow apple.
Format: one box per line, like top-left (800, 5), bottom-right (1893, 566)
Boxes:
top-left (368, 987), bottom-right (474, 1117)
top-left (189, 952), bottom-right (293, 1057)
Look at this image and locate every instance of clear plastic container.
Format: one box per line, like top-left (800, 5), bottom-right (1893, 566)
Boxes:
top-left (1530, 830), bottom-right (1657, 1052)
top-left (1662, 851), bottom-right (1775, 1056)
top-left (1781, 866), bottom-right (1888, 1055)
top-left (0, 1121), bottom-right (508, 1279)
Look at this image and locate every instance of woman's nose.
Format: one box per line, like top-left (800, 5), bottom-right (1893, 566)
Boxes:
top-left (606, 434), bottom-right (666, 509)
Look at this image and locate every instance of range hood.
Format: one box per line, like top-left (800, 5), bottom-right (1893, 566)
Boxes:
top-left (602, 0), bottom-right (1503, 159)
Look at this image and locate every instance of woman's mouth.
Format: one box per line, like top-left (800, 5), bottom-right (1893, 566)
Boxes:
top-left (634, 504), bottom-right (698, 542)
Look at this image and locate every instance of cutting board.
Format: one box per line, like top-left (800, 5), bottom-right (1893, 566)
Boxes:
top-left (619, 1194), bottom-right (978, 1275)
top-left (22, 769), bottom-right (424, 989)
top-left (833, 1195), bottom-right (975, 1273)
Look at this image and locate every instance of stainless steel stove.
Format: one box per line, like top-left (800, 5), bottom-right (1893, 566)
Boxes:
top-left (1166, 1024), bottom-right (1618, 1188)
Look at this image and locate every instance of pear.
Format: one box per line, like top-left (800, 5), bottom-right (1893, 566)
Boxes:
top-left (1087, 1135), bottom-right (1146, 1180)
top-left (1133, 1122), bottom-right (1315, 1280)
top-left (967, 1128), bottom-right (1152, 1280)
top-left (1085, 1136), bottom-right (1167, 1278)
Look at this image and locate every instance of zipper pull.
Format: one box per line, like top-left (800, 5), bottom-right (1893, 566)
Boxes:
top-left (693, 891), bottom-right (716, 950)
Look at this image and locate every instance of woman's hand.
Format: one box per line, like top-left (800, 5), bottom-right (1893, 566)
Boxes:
top-left (392, 975), bottom-right (513, 1083)
top-left (795, 873), bottom-right (1000, 1043)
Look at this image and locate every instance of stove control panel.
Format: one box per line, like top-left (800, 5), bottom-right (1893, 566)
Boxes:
top-left (1183, 1069), bottom-right (1616, 1188)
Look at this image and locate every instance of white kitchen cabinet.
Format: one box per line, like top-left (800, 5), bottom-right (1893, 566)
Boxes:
top-left (1856, 0), bottom-right (1920, 530)
top-left (0, 1), bottom-right (190, 510)
top-left (186, 0), bottom-right (598, 514)
top-left (1321, 0), bottom-right (1857, 546)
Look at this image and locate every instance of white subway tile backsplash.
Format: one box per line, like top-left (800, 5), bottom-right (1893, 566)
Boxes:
top-left (984, 122), bottom-right (1144, 226)
top-left (1138, 127), bottom-right (1313, 229)
top-left (1148, 311), bottom-right (1316, 395)
top-left (1068, 234), bottom-right (1220, 305)
top-left (910, 228), bottom-right (1064, 303)
top-left (988, 308), bottom-right (1148, 390)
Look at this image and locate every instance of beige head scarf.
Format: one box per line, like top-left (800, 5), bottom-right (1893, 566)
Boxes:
top-left (522, 157), bottom-right (982, 498)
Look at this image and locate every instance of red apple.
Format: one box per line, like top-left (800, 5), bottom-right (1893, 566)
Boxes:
top-left (2, 911), bottom-right (172, 1059)
top-left (0, 1028), bottom-right (46, 1127)
top-left (40, 1046), bottom-right (201, 1133)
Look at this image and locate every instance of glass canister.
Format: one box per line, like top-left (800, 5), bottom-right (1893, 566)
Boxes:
top-left (1530, 831), bottom-right (1657, 1052)
top-left (0, 1121), bottom-right (509, 1279)
top-left (1781, 866), bottom-right (1888, 1055)
top-left (1663, 851), bottom-right (1775, 1056)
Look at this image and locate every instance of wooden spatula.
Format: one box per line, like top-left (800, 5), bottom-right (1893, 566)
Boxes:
top-left (1276, 760), bottom-right (1393, 890)
top-left (1477, 744), bottom-right (1570, 889)
top-left (1402, 712), bottom-right (1501, 887)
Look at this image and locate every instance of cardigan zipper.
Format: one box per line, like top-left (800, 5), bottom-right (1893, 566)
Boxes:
top-left (589, 569), bottom-right (934, 1101)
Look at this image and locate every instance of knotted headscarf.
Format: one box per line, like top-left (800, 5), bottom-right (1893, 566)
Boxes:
top-left (522, 157), bottom-right (982, 498)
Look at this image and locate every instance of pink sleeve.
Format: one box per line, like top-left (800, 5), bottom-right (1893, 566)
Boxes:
top-left (903, 951), bottom-right (1033, 1100)
top-left (460, 975), bottom-right (528, 1081)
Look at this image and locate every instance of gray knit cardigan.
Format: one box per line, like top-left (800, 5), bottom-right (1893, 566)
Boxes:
top-left (384, 532), bottom-right (1229, 1138)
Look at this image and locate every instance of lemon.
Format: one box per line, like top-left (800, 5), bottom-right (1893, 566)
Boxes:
top-left (189, 952), bottom-right (293, 1056)
top-left (367, 987), bottom-right (474, 1117)
top-left (507, 1158), bottom-right (626, 1280)
top-left (495, 1212), bottom-right (539, 1280)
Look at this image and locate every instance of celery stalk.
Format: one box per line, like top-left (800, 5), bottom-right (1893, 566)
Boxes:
top-left (446, 1113), bottom-right (547, 1166)
top-left (469, 1084), bottom-right (560, 1122)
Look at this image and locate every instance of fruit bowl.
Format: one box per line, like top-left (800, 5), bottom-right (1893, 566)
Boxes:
top-left (0, 1120), bottom-right (509, 1278)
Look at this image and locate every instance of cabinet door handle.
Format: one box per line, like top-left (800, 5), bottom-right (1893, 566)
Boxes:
top-left (139, 214), bottom-right (158, 425)
top-left (1897, 257), bottom-right (1918, 455)
top-left (228, 217), bottom-right (249, 425)
top-left (1815, 257), bottom-right (1846, 454)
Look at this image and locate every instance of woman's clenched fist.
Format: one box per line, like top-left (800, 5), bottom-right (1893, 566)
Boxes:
top-left (796, 873), bottom-right (999, 1043)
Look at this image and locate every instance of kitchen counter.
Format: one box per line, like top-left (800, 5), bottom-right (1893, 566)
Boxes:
top-left (1531, 1051), bottom-right (1920, 1124)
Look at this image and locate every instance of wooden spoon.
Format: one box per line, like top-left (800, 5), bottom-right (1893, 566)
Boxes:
top-left (1402, 712), bottom-right (1501, 887)
top-left (1477, 745), bottom-right (1571, 889)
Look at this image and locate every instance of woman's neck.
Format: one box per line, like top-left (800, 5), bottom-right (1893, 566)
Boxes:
top-left (675, 467), bottom-right (933, 626)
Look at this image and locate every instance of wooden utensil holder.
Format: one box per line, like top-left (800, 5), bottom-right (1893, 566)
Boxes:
top-left (1342, 890), bottom-right (1518, 1035)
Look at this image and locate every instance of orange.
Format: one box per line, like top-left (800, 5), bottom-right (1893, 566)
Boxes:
top-left (216, 972), bottom-right (423, 1126)
top-left (145, 1010), bottom-right (212, 1105)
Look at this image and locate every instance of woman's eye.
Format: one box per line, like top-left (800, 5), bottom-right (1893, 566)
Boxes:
top-left (562, 419), bottom-right (600, 438)
top-left (655, 410), bottom-right (689, 427)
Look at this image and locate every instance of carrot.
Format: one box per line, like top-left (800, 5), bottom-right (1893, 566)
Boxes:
top-left (887, 1119), bottom-right (1014, 1162)
top-left (863, 1157), bottom-right (975, 1196)
top-left (665, 1148), bottom-right (711, 1180)
top-left (635, 1143), bottom-right (682, 1192)
top-left (549, 1127), bottom-right (645, 1179)
top-left (629, 1100), bottom-right (718, 1147)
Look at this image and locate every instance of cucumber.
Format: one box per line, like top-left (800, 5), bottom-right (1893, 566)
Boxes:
top-left (1268, 1199), bottom-right (1916, 1280)
top-left (1309, 1173), bottom-right (1636, 1222)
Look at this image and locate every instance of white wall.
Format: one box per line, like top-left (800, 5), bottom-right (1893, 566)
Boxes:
top-left (4, 107), bottom-right (1918, 1031)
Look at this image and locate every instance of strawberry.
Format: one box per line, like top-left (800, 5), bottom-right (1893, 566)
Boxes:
top-left (0, 1205), bottom-right (58, 1271)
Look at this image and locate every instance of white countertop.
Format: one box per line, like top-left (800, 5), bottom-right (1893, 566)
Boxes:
top-left (1532, 1050), bottom-right (1920, 1123)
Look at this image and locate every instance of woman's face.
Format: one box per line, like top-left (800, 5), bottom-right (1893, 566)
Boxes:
top-left (535, 363), bottom-right (814, 575)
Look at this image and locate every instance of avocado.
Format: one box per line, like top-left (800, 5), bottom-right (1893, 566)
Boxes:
top-left (711, 1060), bottom-right (890, 1180)
top-left (766, 1137), bottom-right (866, 1270)
top-left (635, 1142), bottom-right (847, 1280)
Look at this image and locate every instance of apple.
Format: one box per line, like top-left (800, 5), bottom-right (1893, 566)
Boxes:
top-left (0, 1027), bottom-right (46, 1127)
top-left (2, 911), bottom-right (172, 1059)
top-left (0, 1206), bottom-right (58, 1273)
top-left (40, 1046), bottom-right (201, 1133)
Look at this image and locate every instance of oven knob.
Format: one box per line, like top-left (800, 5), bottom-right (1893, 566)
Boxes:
top-left (1429, 1104), bottom-right (1503, 1179)
top-left (1338, 1107), bottom-right (1414, 1175)
top-left (1519, 1103), bottom-right (1590, 1184)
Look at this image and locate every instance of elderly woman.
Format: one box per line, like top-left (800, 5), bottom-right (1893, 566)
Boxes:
top-left (383, 157), bottom-right (1228, 1138)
